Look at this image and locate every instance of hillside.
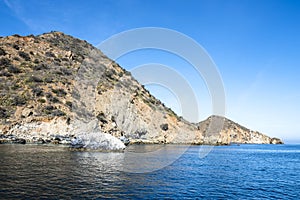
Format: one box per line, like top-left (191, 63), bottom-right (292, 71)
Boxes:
top-left (0, 32), bottom-right (283, 146)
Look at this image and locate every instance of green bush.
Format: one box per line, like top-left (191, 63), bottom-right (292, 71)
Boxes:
top-left (11, 94), bottom-right (27, 106)
top-left (66, 101), bottom-right (72, 108)
top-left (0, 107), bottom-right (9, 118)
top-left (0, 47), bottom-right (6, 56)
top-left (37, 98), bottom-right (46, 103)
top-left (51, 109), bottom-right (66, 116)
top-left (0, 58), bottom-right (11, 67)
top-left (33, 64), bottom-right (48, 71)
top-left (13, 44), bottom-right (20, 50)
top-left (45, 51), bottom-right (56, 58)
top-left (32, 87), bottom-right (44, 97)
top-left (96, 112), bottom-right (107, 124)
top-left (18, 51), bottom-right (31, 61)
top-left (0, 71), bottom-right (12, 77)
top-left (7, 65), bottom-right (21, 73)
top-left (45, 93), bottom-right (59, 103)
top-left (43, 76), bottom-right (53, 83)
top-left (25, 76), bottom-right (43, 83)
top-left (52, 88), bottom-right (67, 97)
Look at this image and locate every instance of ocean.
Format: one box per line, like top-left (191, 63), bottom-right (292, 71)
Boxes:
top-left (0, 144), bottom-right (299, 199)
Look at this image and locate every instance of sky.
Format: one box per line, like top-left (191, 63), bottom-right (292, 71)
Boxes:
top-left (0, 0), bottom-right (299, 143)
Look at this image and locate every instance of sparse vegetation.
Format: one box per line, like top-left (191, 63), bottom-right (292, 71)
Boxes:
top-left (0, 47), bottom-right (6, 56)
top-left (13, 44), bottom-right (19, 50)
top-left (25, 75), bottom-right (43, 83)
top-left (124, 70), bottom-right (131, 76)
top-left (51, 109), bottom-right (66, 116)
top-left (33, 63), bottom-right (48, 70)
top-left (45, 51), bottom-right (56, 58)
top-left (0, 107), bottom-right (9, 118)
top-left (66, 101), bottom-right (72, 108)
top-left (37, 98), bottom-right (46, 103)
top-left (18, 51), bottom-right (31, 61)
top-left (96, 112), bottom-right (107, 124)
top-left (0, 58), bottom-right (11, 68)
top-left (45, 93), bottom-right (59, 103)
top-left (32, 87), bottom-right (44, 97)
top-left (43, 105), bottom-right (66, 116)
top-left (10, 94), bottom-right (27, 106)
top-left (160, 123), bottom-right (168, 131)
top-left (7, 65), bottom-right (21, 73)
top-left (43, 76), bottom-right (53, 83)
top-left (52, 88), bottom-right (67, 97)
top-left (60, 68), bottom-right (72, 76)
top-left (0, 71), bottom-right (12, 77)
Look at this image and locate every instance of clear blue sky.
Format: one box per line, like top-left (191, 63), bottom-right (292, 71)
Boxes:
top-left (1, 0), bottom-right (299, 142)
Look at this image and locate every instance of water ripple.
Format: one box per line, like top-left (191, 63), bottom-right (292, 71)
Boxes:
top-left (0, 144), bottom-right (299, 199)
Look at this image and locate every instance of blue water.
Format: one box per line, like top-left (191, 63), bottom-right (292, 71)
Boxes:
top-left (0, 144), bottom-right (299, 199)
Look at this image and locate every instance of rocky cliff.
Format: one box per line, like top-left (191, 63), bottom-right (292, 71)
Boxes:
top-left (0, 32), bottom-right (283, 146)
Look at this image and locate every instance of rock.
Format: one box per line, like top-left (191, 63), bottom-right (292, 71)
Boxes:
top-left (21, 108), bottom-right (33, 118)
top-left (119, 136), bottom-right (130, 146)
top-left (36, 138), bottom-right (45, 144)
top-left (270, 137), bottom-right (283, 144)
top-left (12, 138), bottom-right (26, 144)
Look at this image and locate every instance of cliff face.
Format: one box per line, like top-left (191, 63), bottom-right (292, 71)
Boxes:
top-left (0, 32), bottom-right (283, 145)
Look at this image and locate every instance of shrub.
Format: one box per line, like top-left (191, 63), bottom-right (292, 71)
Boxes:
top-left (45, 105), bottom-right (55, 111)
top-left (32, 87), bottom-right (44, 97)
top-left (51, 109), bottom-right (66, 116)
top-left (33, 63), bottom-right (48, 71)
top-left (54, 58), bottom-right (61, 63)
top-left (11, 83), bottom-right (20, 90)
top-left (160, 123), bottom-right (169, 131)
top-left (13, 44), bottom-right (20, 50)
top-left (26, 76), bottom-right (43, 83)
top-left (0, 71), bottom-right (12, 77)
top-left (37, 98), bottom-right (46, 103)
top-left (45, 51), bottom-right (56, 58)
top-left (43, 106), bottom-right (65, 116)
top-left (65, 101), bottom-right (72, 108)
top-left (0, 47), bottom-right (6, 56)
top-left (13, 57), bottom-right (20, 61)
top-left (45, 93), bottom-right (59, 103)
top-left (11, 95), bottom-right (27, 106)
top-left (124, 70), bottom-right (131, 76)
top-left (7, 65), bottom-right (21, 73)
top-left (60, 68), bottom-right (72, 76)
top-left (0, 107), bottom-right (9, 118)
top-left (18, 51), bottom-right (31, 61)
top-left (96, 112), bottom-right (107, 124)
top-left (52, 88), bottom-right (67, 97)
top-left (0, 58), bottom-right (11, 66)
top-left (44, 76), bottom-right (53, 83)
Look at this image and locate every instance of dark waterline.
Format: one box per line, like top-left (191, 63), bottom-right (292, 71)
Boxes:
top-left (0, 144), bottom-right (299, 199)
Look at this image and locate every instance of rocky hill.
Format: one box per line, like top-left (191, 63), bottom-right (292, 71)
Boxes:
top-left (0, 32), bottom-right (283, 146)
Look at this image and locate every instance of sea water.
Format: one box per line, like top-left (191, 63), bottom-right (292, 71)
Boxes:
top-left (0, 144), bottom-right (299, 199)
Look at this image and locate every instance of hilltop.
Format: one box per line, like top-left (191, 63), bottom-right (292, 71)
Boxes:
top-left (0, 32), bottom-right (283, 146)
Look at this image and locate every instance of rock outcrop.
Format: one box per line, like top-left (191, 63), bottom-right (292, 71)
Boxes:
top-left (0, 32), bottom-right (283, 146)
top-left (197, 116), bottom-right (283, 145)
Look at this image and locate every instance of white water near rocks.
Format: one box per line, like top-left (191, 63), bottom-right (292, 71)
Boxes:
top-left (73, 132), bottom-right (125, 150)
